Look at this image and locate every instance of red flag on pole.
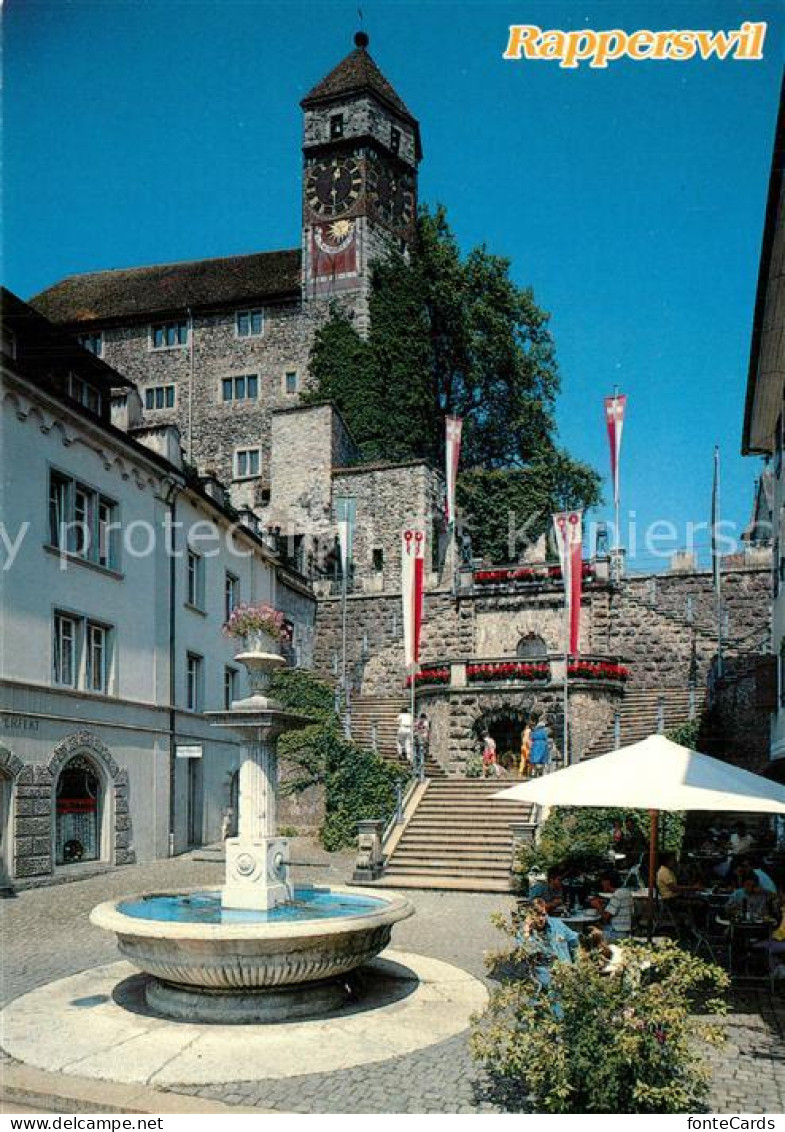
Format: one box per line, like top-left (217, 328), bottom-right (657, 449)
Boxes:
top-left (604, 394), bottom-right (627, 507)
top-left (402, 528), bottom-right (426, 671)
top-left (553, 510), bottom-right (583, 655)
top-left (445, 416), bottom-right (463, 525)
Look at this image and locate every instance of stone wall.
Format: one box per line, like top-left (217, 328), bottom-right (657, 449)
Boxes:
top-left (701, 658), bottom-right (772, 775)
top-left (606, 568), bottom-right (771, 688)
top-left (331, 462), bottom-right (443, 590)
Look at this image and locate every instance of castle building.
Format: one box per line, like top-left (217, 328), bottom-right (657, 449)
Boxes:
top-left (30, 34), bottom-right (422, 544)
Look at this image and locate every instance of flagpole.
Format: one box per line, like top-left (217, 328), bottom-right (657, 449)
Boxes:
top-left (563, 598), bottom-right (570, 767)
top-left (614, 388), bottom-right (621, 581)
top-left (341, 559), bottom-right (350, 738)
top-left (714, 446), bottom-right (723, 678)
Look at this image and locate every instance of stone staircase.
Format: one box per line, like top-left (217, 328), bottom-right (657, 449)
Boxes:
top-left (583, 685), bottom-right (703, 759)
top-left (349, 695), bottom-right (446, 777)
top-left (378, 777), bottom-right (534, 892)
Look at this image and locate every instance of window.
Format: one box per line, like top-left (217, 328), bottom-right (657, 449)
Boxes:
top-left (151, 320), bottom-right (189, 349)
top-left (187, 653), bottom-right (203, 712)
top-left (187, 550), bottom-right (205, 609)
top-left (372, 548), bottom-right (384, 573)
top-left (224, 665), bottom-right (237, 710)
top-left (67, 373), bottom-right (102, 415)
top-left (390, 125), bottom-right (401, 154)
top-left (222, 374), bottom-right (258, 402)
top-left (235, 309), bottom-right (264, 338)
top-left (48, 469), bottom-right (119, 569)
top-left (53, 612), bottom-right (113, 694)
top-left (144, 384), bottom-right (176, 411)
top-left (78, 332), bottom-right (103, 357)
top-left (233, 447), bottom-right (262, 480)
top-left (330, 114), bottom-right (344, 139)
top-left (53, 613), bottom-right (78, 687)
top-left (225, 572), bottom-right (239, 620)
top-left (284, 371), bottom-right (298, 396)
top-left (86, 622), bottom-right (109, 693)
top-left (56, 755), bottom-right (102, 866)
top-left (73, 484), bottom-right (93, 557)
top-left (2, 325), bottom-right (17, 358)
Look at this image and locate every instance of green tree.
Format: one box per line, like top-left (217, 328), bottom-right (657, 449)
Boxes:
top-left (306, 205), bottom-right (601, 561)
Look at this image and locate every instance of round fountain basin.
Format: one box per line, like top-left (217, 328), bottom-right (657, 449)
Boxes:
top-left (90, 885), bottom-right (414, 1023)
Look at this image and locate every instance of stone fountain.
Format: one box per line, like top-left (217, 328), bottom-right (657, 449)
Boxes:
top-left (91, 631), bottom-right (413, 1023)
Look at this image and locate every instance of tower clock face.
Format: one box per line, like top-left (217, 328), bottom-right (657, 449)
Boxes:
top-left (367, 157), bottom-right (415, 227)
top-left (305, 157), bottom-right (362, 218)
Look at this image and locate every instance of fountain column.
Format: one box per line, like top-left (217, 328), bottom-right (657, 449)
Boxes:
top-left (212, 638), bottom-right (294, 912)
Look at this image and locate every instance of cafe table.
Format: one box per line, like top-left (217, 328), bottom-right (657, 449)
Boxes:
top-left (561, 908), bottom-right (601, 930)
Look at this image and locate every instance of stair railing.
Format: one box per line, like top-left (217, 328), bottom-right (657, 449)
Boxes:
top-left (381, 773), bottom-right (420, 855)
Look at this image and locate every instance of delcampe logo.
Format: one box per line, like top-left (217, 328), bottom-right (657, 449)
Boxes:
top-left (503, 21), bottom-right (767, 68)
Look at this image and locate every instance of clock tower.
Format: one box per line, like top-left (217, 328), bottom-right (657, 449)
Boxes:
top-left (300, 32), bottom-right (421, 334)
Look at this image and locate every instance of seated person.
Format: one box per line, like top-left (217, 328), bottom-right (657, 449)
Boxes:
top-left (749, 858), bottom-right (777, 894)
top-left (656, 853), bottom-right (700, 931)
top-left (588, 870), bottom-right (634, 939)
top-left (754, 884), bottom-right (785, 973)
top-left (726, 872), bottom-right (774, 920)
top-left (620, 817), bottom-right (648, 868)
top-left (529, 867), bottom-right (566, 914)
top-left (580, 925), bottom-right (624, 975)
top-left (730, 821), bottom-right (754, 857)
top-left (517, 898), bottom-right (579, 991)
top-left (656, 852), bottom-right (685, 900)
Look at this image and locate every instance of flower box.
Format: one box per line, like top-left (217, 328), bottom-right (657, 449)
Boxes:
top-left (466, 661), bottom-right (550, 684)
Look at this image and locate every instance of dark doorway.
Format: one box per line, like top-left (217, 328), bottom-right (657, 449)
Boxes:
top-left (56, 756), bottom-right (102, 865)
top-left (186, 758), bottom-right (203, 847)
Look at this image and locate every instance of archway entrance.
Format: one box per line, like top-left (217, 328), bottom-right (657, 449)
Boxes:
top-left (474, 707), bottom-right (533, 772)
top-left (55, 755), bottom-right (102, 865)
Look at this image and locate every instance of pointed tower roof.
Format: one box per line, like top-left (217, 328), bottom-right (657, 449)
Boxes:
top-left (301, 34), bottom-right (421, 155)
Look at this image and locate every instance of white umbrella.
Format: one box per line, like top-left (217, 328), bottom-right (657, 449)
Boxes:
top-left (494, 734), bottom-right (785, 813)
top-left (495, 734), bottom-right (785, 936)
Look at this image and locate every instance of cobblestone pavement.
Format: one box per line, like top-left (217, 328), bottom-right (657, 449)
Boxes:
top-left (2, 844), bottom-right (784, 1113)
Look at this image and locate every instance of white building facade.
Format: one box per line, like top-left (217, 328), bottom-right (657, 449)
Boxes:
top-left (0, 291), bottom-right (315, 886)
top-left (742, 82), bottom-right (785, 777)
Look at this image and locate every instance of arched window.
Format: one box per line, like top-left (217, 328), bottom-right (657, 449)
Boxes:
top-left (516, 634), bottom-right (547, 659)
top-left (55, 755), bottom-right (102, 865)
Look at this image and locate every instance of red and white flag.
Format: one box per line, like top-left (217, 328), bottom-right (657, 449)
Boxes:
top-left (445, 416), bottom-right (463, 525)
top-left (604, 393), bottom-right (627, 507)
top-left (553, 510), bottom-right (583, 656)
top-left (402, 528), bottom-right (426, 672)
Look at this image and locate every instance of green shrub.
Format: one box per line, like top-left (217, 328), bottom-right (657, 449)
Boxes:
top-left (270, 668), bottom-right (335, 721)
top-left (471, 911), bottom-right (728, 1113)
top-left (269, 669), bottom-right (406, 851)
top-left (516, 807), bottom-right (685, 880)
top-left (321, 729), bottom-right (406, 851)
top-left (464, 755), bottom-right (484, 779)
top-left (666, 719), bottom-right (701, 749)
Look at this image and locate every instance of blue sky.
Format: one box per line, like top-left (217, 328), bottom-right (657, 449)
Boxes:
top-left (4, 0), bottom-right (783, 569)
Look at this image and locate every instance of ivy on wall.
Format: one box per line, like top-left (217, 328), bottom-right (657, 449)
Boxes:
top-left (270, 669), bottom-right (406, 851)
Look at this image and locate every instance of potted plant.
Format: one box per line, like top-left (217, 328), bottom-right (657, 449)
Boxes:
top-left (223, 602), bottom-right (286, 654)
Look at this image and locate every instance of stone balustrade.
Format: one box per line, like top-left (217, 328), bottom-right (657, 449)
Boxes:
top-left (407, 653), bottom-right (629, 692)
